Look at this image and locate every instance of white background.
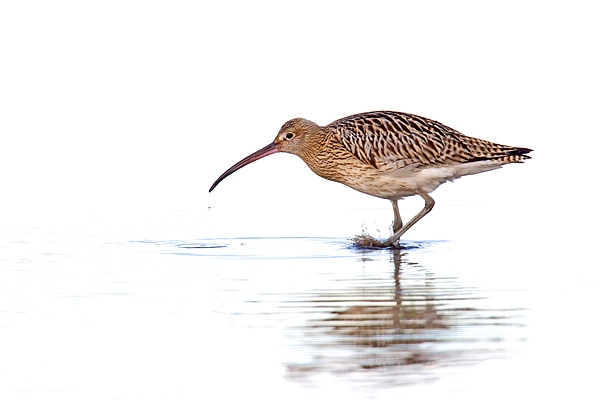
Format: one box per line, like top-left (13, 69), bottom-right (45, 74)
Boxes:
top-left (1, 1), bottom-right (599, 398)
top-left (2, 1), bottom-right (597, 240)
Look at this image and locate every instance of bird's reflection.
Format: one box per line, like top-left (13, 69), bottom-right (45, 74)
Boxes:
top-left (284, 248), bottom-right (526, 382)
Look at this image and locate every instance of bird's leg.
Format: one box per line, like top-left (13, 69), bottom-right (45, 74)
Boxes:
top-left (383, 191), bottom-right (435, 247)
top-left (391, 199), bottom-right (403, 234)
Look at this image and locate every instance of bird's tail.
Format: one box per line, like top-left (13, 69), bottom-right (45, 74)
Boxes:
top-left (458, 135), bottom-right (533, 164)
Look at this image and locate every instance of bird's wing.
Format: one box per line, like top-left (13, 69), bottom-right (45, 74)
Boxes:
top-left (328, 111), bottom-right (454, 169)
top-left (328, 111), bottom-right (530, 170)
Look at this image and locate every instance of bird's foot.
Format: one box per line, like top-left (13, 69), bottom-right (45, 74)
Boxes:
top-left (351, 234), bottom-right (400, 249)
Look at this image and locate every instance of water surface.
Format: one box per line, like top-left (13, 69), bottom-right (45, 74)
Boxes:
top-left (1, 216), bottom-right (535, 399)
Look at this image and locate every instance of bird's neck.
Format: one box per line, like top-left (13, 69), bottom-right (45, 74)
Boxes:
top-left (297, 131), bottom-right (343, 181)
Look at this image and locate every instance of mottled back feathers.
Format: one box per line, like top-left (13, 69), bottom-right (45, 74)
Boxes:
top-left (327, 111), bottom-right (531, 170)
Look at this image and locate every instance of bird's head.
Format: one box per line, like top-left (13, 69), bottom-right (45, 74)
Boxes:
top-left (273, 118), bottom-right (322, 156)
top-left (208, 118), bottom-right (323, 192)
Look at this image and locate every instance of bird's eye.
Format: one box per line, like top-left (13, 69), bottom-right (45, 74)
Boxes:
top-left (285, 132), bottom-right (294, 140)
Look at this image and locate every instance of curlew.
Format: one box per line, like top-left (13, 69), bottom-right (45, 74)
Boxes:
top-left (209, 111), bottom-right (532, 247)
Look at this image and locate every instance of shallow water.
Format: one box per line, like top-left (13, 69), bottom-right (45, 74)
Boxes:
top-left (180, 237), bottom-right (527, 381)
top-left (0, 214), bottom-right (547, 399)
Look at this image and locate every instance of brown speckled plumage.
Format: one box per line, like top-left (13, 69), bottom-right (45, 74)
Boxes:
top-left (330, 111), bottom-right (530, 167)
top-left (209, 111), bottom-right (532, 247)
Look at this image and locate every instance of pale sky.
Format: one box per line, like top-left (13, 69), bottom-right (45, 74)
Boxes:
top-left (1, 1), bottom-right (597, 242)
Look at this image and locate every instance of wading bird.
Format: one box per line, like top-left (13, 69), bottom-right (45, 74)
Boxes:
top-left (209, 111), bottom-right (532, 247)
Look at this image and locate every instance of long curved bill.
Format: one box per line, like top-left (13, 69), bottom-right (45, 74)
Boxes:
top-left (209, 142), bottom-right (280, 192)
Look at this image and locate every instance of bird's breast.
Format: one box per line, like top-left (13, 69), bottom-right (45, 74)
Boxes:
top-left (299, 138), bottom-right (501, 200)
top-left (335, 165), bottom-right (458, 200)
